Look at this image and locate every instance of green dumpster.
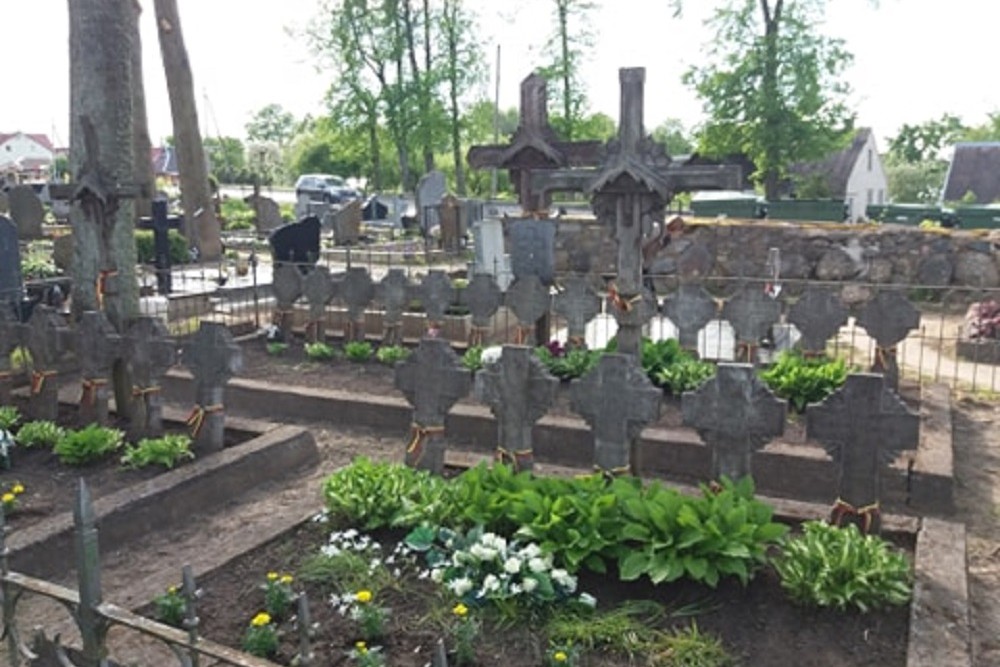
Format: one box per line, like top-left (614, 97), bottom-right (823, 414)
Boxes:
top-left (765, 199), bottom-right (847, 222)
top-left (871, 204), bottom-right (942, 226)
top-left (956, 206), bottom-right (1000, 229)
top-left (691, 198), bottom-right (763, 219)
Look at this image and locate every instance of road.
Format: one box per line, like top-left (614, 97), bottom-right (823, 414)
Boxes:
top-left (218, 184), bottom-right (295, 204)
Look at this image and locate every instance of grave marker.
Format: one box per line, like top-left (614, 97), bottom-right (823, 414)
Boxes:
top-left (76, 311), bottom-right (121, 426)
top-left (438, 194), bottom-right (464, 252)
top-left (302, 267), bottom-right (335, 343)
top-left (471, 219), bottom-right (512, 291)
top-left (394, 337), bottom-right (471, 472)
top-left (721, 285), bottom-right (783, 363)
top-left (856, 291), bottom-right (920, 389)
top-left (23, 305), bottom-right (70, 421)
top-left (245, 194), bottom-right (283, 233)
top-left (271, 263), bottom-right (303, 334)
top-left (806, 373), bottom-right (919, 533)
top-left (661, 284), bottom-right (718, 350)
top-left (418, 271), bottom-right (454, 333)
top-left (786, 288), bottom-right (849, 355)
top-left (416, 170), bottom-right (447, 232)
top-left (553, 275), bottom-right (601, 348)
top-left (682, 363), bottom-right (787, 480)
top-left (136, 199), bottom-right (182, 295)
top-left (378, 268), bottom-right (411, 346)
top-left (462, 273), bottom-right (503, 346)
top-left (125, 317), bottom-right (177, 439)
top-left (474, 346), bottom-right (558, 471)
top-left (7, 185), bottom-right (44, 239)
top-left (327, 199), bottom-right (362, 245)
top-left (339, 267), bottom-right (375, 341)
top-left (182, 322), bottom-right (242, 454)
top-left (570, 353), bottom-right (661, 473)
top-left (508, 218), bottom-right (556, 286)
top-left (506, 275), bottom-right (550, 345)
top-left (0, 216), bottom-right (22, 320)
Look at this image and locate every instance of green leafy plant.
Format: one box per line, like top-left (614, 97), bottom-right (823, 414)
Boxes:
top-left (322, 457), bottom-right (448, 530)
top-left (344, 341), bottom-right (374, 362)
top-left (135, 229), bottom-right (189, 265)
top-left (545, 600), bottom-right (662, 658)
top-left (772, 520), bottom-right (912, 613)
top-left (1, 482), bottom-right (25, 514)
top-left (461, 345), bottom-right (484, 372)
top-left (21, 253), bottom-right (59, 280)
top-left (262, 571), bottom-right (296, 621)
top-left (242, 611), bottom-right (279, 658)
top-left (609, 338), bottom-right (716, 394)
top-left (266, 342), bottom-right (288, 356)
top-left (331, 589), bottom-right (389, 641)
top-left (14, 420), bottom-right (65, 449)
top-left (647, 622), bottom-right (733, 667)
top-left (0, 406), bottom-right (21, 432)
top-left (375, 345), bottom-right (410, 365)
top-left (449, 602), bottom-right (479, 665)
top-left (54, 424), bottom-right (124, 465)
top-left (305, 341), bottom-right (335, 361)
top-left (9, 347), bottom-right (32, 372)
top-left (759, 352), bottom-right (849, 412)
top-left (534, 346), bottom-right (602, 381)
top-left (153, 585), bottom-right (187, 628)
top-left (348, 641), bottom-right (386, 667)
top-left (120, 434), bottom-right (194, 470)
top-left (299, 528), bottom-right (398, 596)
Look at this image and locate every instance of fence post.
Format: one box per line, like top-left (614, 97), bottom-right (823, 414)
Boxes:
top-left (295, 592), bottom-right (314, 666)
top-left (181, 564), bottom-right (201, 667)
top-left (73, 479), bottom-right (109, 667)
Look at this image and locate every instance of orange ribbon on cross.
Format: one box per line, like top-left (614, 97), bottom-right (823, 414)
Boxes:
top-left (469, 327), bottom-right (489, 347)
top-left (495, 447), bottom-right (533, 471)
top-left (873, 346), bottom-right (897, 372)
top-left (186, 403), bottom-right (224, 438)
top-left (81, 378), bottom-right (108, 407)
top-left (406, 423), bottom-right (445, 467)
top-left (513, 325), bottom-right (535, 346)
top-left (132, 385), bottom-right (162, 399)
top-left (30, 370), bottom-right (57, 395)
top-left (830, 497), bottom-right (881, 534)
top-left (608, 283), bottom-right (641, 313)
top-left (96, 269), bottom-right (118, 311)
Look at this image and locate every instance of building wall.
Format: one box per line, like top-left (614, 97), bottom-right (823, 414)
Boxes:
top-left (0, 133), bottom-right (53, 165)
top-left (844, 132), bottom-right (888, 221)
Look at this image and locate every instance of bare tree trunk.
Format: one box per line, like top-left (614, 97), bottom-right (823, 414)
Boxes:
top-left (444, 1), bottom-right (466, 194)
top-left (131, 0), bottom-right (156, 219)
top-left (152, 0), bottom-right (222, 260)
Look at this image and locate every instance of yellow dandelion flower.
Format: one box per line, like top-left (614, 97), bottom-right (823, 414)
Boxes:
top-left (11, 483), bottom-right (24, 495)
top-left (355, 589), bottom-right (373, 603)
top-left (167, 585), bottom-right (178, 595)
top-left (452, 603), bottom-right (468, 617)
top-left (280, 574), bottom-right (293, 585)
top-left (251, 612), bottom-right (272, 627)
top-left (355, 640), bottom-right (368, 654)
top-left (553, 650), bottom-right (568, 662)
top-left (2, 493), bottom-right (14, 504)
top-left (266, 572), bottom-right (278, 581)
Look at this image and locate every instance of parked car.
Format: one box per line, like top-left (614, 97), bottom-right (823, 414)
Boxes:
top-left (294, 174), bottom-right (360, 204)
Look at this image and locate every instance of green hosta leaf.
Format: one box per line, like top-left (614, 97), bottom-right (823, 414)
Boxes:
top-left (619, 550), bottom-right (651, 581)
top-left (683, 556), bottom-right (709, 581)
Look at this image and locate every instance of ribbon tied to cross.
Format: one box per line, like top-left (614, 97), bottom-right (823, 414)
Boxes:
top-left (81, 378), bottom-right (108, 406)
top-left (495, 447), bottom-right (533, 471)
top-left (830, 497), bottom-right (881, 534)
top-left (607, 283), bottom-right (641, 313)
top-left (31, 370), bottom-right (58, 395)
top-left (186, 403), bottom-right (225, 438)
top-left (406, 422), bottom-right (446, 467)
top-left (873, 346), bottom-right (898, 372)
top-left (132, 384), bottom-right (162, 399)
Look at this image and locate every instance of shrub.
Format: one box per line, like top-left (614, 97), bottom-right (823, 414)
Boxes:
top-left (220, 198), bottom-right (256, 231)
top-left (266, 342), bottom-right (288, 356)
top-left (322, 457), bottom-right (448, 530)
top-left (534, 346), bottom-right (602, 381)
top-left (153, 585), bottom-right (186, 628)
top-left (759, 352), bottom-right (848, 413)
top-left (461, 345), bottom-right (484, 372)
top-left (647, 623), bottom-right (733, 667)
top-left (15, 420), bottom-right (66, 449)
top-left (344, 341), bottom-right (374, 362)
top-left (772, 520), bottom-right (912, 613)
top-left (375, 345), bottom-right (410, 365)
top-left (120, 434), bottom-right (194, 469)
top-left (0, 406), bottom-right (21, 432)
top-left (135, 229), bottom-right (189, 265)
top-left (54, 424), bottom-right (124, 465)
top-left (305, 341), bottom-right (335, 361)
top-left (242, 612), bottom-right (279, 658)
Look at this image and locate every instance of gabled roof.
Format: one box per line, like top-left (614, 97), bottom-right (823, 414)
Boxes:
top-left (0, 132), bottom-right (55, 152)
top-left (786, 128), bottom-right (872, 197)
top-left (942, 142), bottom-right (1000, 204)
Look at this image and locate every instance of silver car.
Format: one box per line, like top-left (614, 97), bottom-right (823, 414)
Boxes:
top-left (294, 174), bottom-right (359, 204)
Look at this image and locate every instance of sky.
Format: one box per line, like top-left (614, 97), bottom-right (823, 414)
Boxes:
top-left (5, 0), bottom-right (1000, 151)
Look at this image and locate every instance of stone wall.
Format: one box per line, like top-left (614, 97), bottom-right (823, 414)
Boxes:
top-left (554, 218), bottom-right (1000, 289)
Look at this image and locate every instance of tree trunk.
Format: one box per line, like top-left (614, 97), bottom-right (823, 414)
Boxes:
top-left (131, 0), bottom-right (156, 219)
top-left (445, 1), bottom-right (466, 194)
top-left (403, 0), bottom-right (435, 174)
top-left (761, 0), bottom-right (783, 200)
top-left (367, 102), bottom-right (382, 192)
top-left (152, 0), bottom-right (222, 261)
top-left (558, 0), bottom-right (573, 140)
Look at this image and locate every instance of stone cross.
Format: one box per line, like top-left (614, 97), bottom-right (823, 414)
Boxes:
top-left (271, 263), bottom-right (303, 334)
top-left (76, 311), bottom-right (121, 425)
top-left (569, 353), bottom-right (661, 473)
top-left (806, 373), bottom-right (919, 533)
top-left (474, 346), bottom-right (558, 471)
top-left (394, 337), bottom-right (471, 472)
top-left (0, 317), bottom-right (20, 405)
top-left (126, 316), bottom-right (177, 439)
top-left (553, 276), bottom-right (601, 348)
top-left (338, 267), bottom-right (375, 342)
top-left (787, 288), bottom-right (849, 355)
top-left (662, 284), bottom-right (718, 351)
top-left (721, 285), bottom-right (783, 364)
top-left (682, 363), bottom-right (787, 480)
top-left (461, 273), bottom-right (503, 346)
top-left (23, 305), bottom-right (70, 421)
top-left (418, 271), bottom-right (454, 334)
top-left (0, 216), bottom-right (22, 320)
top-left (855, 291), bottom-right (920, 390)
top-left (466, 72), bottom-right (604, 213)
top-left (181, 322), bottom-right (242, 454)
top-left (302, 267), bottom-right (335, 343)
top-left (378, 268), bottom-right (412, 346)
top-left (506, 275), bottom-right (551, 345)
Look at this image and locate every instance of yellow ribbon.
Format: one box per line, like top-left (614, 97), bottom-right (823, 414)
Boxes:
top-left (830, 497), bottom-right (880, 534)
top-left (469, 327), bottom-right (489, 347)
top-left (30, 370), bottom-right (57, 395)
top-left (96, 269), bottom-right (118, 310)
top-left (514, 325), bottom-right (535, 346)
top-left (495, 447), bottom-right (533, 471)
top-left (567, 335), bottom-right (587, 350)
top-left (406, 423), bottom-right (445, 466)
top-left (305, 320), bottom-right (322, 341)
top-left (874, 346), bottom-right (897, 372)
top-left (81, 378), bottom-right (108, 407)
top-left (186, 403), bottom-right (224, 438)
top-left (608, 283), bottom-right (642, 313)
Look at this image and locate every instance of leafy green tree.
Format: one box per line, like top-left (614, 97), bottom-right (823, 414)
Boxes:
top-left (539, 0), bottom-right (595, 140)
top-left (440, 0), bottom-right (485, 194)
top-left (959, 112), bottom-right (1000, 142)
top-left (651, 118), bottom-right (694, 156)
top-left (574, 111), bottom-right (616, 142)
top-left (887, 114), bottom-right (965, 163)
top-left (683, 0), bottom-right (856, 199)
top-left (461, 100), bottom-right (516, 196)
top-left (884, 160), bottom-right (947, 204)
top-left (203, 136), bottom-right (247, 184)
top-left (245, 104), bottom-right (298, 147)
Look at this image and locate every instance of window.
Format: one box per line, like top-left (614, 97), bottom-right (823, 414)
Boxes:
top-left (867, 149), bottom-right (873, 171)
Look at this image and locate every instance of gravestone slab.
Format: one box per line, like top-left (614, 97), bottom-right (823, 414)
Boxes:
top-left (661, 284), bottom-right (719, 349)
top-left (0, 216), bottom-right (21, 318)
top-left (682, 363), bottom-right (787, 480)
top-left (553, 276), bottom-right (601, 345)
top-left (508, 218), bottom-right (556, 285)
top-left (339, 267), bottom-right (375, 340)
top-left (416, 170), bottom-right (447, 232)
top-left (76, 311), bottom-right (121, 426)
top-left (506, 275), bottom-right (550, 344)
top-left (7, 185), bottom-right (44, 239)
top-left (182, 322), bottom-right (242, 454)
top-left (418, 270), bottom-right (454, 329)
top-left (126, 317), bottom-right (177, 438)
top-left (246, 195), bottom-right (283, 232)
top-left (698, 320), bottom-right (737, 361)
top-left (269, 216), bottom-right (321, 270)
top-left (472, 219), bottom-right (513, 291)
top-left (327, 199), bottom-right (362, 245)
top-left (462, 273), bottom-right (503, 344)
top-left (806, 373), bottom-right (919, 533)
top-left (788, 288), bottom-right (849, 353)
top-left (856, 291), bottom-right (920, 388)
top-left (378, 269), bottom-right (411, 345)
top-left (52, 232), bottom-right (74, 273)
top-left (23, 305), bottom-right (69, 421)
top-left (295, 193), bottom-right (312, 219)
top-left (570, 353), bottom-right (661, 473)
top-left (474, 346), bottom-right (558, 471)
top-left (302, 267), bottom-right (336, 342)
top-left (438, 194), bottom-right (463, 252)
top-left (394, 337), bottom-right (472, 472)
top-left (721, 286), bottom-right (783, 362)
top-left (271, 263), bottom-right (303, 332)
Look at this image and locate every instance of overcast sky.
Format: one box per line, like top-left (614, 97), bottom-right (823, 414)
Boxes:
top-left (6, 0), bottom-right (999, 150)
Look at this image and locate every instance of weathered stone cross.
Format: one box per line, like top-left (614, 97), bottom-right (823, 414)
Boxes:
top-left (474, 346), bottom-right (558, 471)
top-left (76, 310), bottom-right (121, 425)
top-left (394, 337), bottom-right (471, 473)
top-left (22, 305), bottom-right (70, 421)
top-left (182, 322), bottom-right (242, 454)
top-left (302, 266), bottom-right (335, 343)
top-left (682, 363), bottom-right (787, 480)
top-left (125, 316), bottom-right (177, 439)
top-left (570, 353), bottom-right (661, 473)
top-left (806, 373), bottom-right (919, 533)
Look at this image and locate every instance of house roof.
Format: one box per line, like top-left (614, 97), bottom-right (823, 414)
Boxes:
top-left (0, 132), bottom-right (55, 152)
top-left (942, 142), bottom-right (1000, 204)
top-left (787, 128), bottom-right (872, 197)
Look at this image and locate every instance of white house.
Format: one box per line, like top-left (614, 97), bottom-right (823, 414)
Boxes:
top-left (0, 132), bottom-right (55, 182)
top-left (787, 128), bottom-right (889, 221)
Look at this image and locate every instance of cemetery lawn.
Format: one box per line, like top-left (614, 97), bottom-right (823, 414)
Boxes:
top-left (187, 514), bottom-right (911, 667)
